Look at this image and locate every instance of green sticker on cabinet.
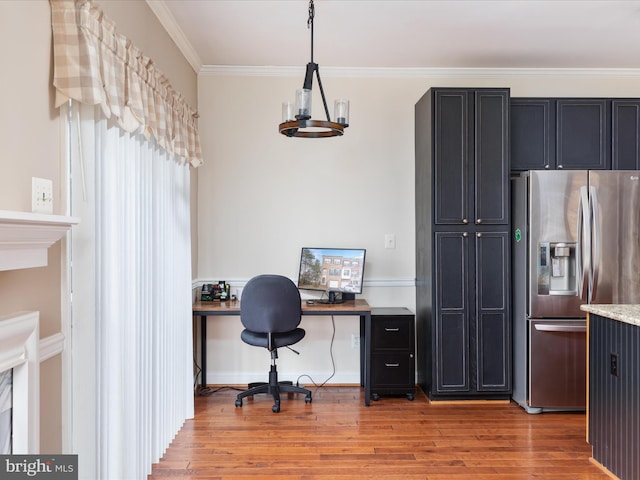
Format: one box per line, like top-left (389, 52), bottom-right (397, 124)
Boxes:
top-left (515, 228), bottom-right (522, 242)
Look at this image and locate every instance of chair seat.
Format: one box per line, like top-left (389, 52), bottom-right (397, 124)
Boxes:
top-left (241, 328), bottom-right (305, 349)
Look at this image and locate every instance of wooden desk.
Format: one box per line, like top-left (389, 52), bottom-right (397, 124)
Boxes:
top-left (192, 299), bottom-right (374, 406)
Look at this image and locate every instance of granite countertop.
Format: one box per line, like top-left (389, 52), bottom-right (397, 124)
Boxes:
top-left (580, 304), bottom-right (640, 327)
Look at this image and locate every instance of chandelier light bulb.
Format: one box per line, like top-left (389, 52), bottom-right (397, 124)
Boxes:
top-left (334, 99), bottom-right (350, 126)
top-left (295, 89), bottom-right (312, 120)
top-left (282, 102), bottom-right (295, 122)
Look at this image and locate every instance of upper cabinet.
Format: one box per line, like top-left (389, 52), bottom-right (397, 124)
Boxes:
top-left (556, 99), bottom-right (610, 170)
top-left (434, 89), bottom-right (509, 225)
top-left (511, 98), bottom-right (611, 171)
top-left (510, 99), bottom-right (555, 171)
top-left (612, 100), bottom-right (640, 170)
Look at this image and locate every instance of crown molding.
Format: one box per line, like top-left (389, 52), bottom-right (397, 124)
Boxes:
top-left (199, 65), bottom-right (640, 79)
top-left (146, 0), bottom-right (202, 74)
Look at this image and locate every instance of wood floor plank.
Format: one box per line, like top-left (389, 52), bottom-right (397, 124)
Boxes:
top-left (148, 386), bottom-right (611, 479)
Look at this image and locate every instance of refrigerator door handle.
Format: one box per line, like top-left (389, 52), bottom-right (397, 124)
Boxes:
top-left (576, 186), bottom-right (590, 301)
top-left (534, 324), bottom-right (587, 333)
top-left (589, 185), bottom-right (599, 302)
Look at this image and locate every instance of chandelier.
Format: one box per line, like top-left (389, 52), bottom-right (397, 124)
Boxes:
top-left (279, 0), bottom-right (349, 138)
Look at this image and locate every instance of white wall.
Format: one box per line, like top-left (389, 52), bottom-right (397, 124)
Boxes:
top-left (197, 69), bottom-right (640, 384)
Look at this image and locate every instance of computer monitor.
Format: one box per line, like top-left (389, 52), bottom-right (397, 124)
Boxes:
top-left (297, 247), bottom-right (366, 304)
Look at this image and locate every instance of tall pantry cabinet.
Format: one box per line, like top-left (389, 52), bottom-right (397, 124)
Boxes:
top-left (415, 88), bottom-right (512, 400)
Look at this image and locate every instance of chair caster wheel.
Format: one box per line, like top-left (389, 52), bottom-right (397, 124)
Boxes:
top-left (305, 395), bottom-right (312, 404)
top-left (272, 404), bottom-right (280, 413)
top-left (235, 399), bottom-right (242, 408)
top-left (407, 394), bottom-right (414, 401)
top-left (372, 394), bottom-right (380, 401)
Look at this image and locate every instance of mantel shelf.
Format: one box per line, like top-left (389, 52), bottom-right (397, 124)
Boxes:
top-left (0, 210), bottom-right (80, 271)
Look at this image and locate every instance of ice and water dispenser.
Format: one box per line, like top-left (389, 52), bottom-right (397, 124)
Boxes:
top-left (537, 242), bottom-right (577, 295)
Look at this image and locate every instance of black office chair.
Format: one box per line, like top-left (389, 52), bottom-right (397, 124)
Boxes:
top-left (234, 274), bottom-right (312, 413)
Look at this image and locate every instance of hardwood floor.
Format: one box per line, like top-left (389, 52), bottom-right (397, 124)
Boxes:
top-left (149, 386), bottom-right (610, 480)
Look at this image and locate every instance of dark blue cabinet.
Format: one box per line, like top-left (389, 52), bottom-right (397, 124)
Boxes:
top-left (612, 100), bottom-right (640, 170)
top-left (433, 231), bottom-right (510, 394)
top-left (416, 87), bottom-right (511, 400)
top-left (556, 99), bottom-right (610, 170)
top-left (511, 98), bottom-right (611, 171)
top-left (589, 313), bottom-right (640, 480)
top-left (434, 89), bottom-right (509, 226)
top-left (511, 98), bottom-right (555, 171)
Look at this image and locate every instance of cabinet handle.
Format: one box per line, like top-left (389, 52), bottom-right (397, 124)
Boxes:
top-left (463, 232), bottom-right (468, 237)
top-left (534, 324), bottom-right (586, 333)
top-left (476, 219), bottom-right (482, 224)
top-left (384, 363), bottom-right (400, 368)
top-left (477, 233), bottom-right (482, 237)
top-left (462, 218), bottom-right (468, 224)
top-left (545, 165), bottom-right (550, 169)
top-left (384, 327), bottom-right (400, 332)
top-left (558, 165), bottom-right (564, 169)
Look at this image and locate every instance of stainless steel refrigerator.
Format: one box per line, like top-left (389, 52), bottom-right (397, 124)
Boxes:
top-left (512, 170), bottom-right (640, 413)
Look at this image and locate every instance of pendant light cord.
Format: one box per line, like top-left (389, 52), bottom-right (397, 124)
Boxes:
top-left (306, 0), bottom-right (331, 121)
top-left (308, 0), bottom-right (315, 63)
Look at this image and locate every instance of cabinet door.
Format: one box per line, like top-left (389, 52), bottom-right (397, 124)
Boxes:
top-left (475, 231), bottom-right (511, 392)
top-left (556, 99), bottom-right (610, 170)
top-left (510, 98), bottom-right (555, 171)
top-left (434, 232), bottom-right (470, 393)
top-left (612, 100), bottom-right (640, 170)
top-left (474, 90), bottom-right (509, 225)
top-left (434, 90), bottom-right (470, 225)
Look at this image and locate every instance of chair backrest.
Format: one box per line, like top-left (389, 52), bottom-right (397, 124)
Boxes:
top-left (240, 274), bottom-right (302, 334)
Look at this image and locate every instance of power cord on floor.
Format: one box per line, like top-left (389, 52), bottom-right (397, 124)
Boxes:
top-left (197, 385), bottom-right (244, 396)
top-left (193, 351), bottom-right (202, 390)
top-left (295, 315), bottom-right (336, 389)
top-left (194, 349), bottom-right (244, 396)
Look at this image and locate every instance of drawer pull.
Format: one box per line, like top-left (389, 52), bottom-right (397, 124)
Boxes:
top-left (384, 327), bottom-right (400, 332)
top-left (385, 363), bottom-right (400, 368)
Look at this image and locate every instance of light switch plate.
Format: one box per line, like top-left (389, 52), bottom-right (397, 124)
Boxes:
top-left (32, 177), bottom-right (53, 214)
top-left (384, 233), bottom-right (396, 249)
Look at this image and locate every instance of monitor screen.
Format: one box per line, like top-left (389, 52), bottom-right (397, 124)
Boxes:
top-left (297, 247), bottom-right (366, 304)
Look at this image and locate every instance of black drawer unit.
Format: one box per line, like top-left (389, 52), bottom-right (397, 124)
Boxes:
top-left (370, 307), bottom-right (415, 401)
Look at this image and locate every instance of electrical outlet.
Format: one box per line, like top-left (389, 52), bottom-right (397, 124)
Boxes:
top-left (351, 333), bottom-right (360, 349)
top-left (610, 353), bottom-right (619, 377)
top-left (32, 177), bottom-right (53, 214)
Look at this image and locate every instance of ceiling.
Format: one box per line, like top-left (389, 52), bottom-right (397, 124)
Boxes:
top-left (152, 0), bottom-right (640, 73)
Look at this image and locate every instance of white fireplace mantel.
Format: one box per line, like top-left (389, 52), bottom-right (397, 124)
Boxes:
top-left (0, 210), bottom-right (79, 271)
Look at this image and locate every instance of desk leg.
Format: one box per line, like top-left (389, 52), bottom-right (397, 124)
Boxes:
top-left (363, 312), bottom-right (371, 407)
top-left (359, 315), bottom-right (365, 387)
top-left (200, 315), bottom-right (207, 392)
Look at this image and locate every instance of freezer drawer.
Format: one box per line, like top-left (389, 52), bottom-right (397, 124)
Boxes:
top-left (529, 320), bottom-right (586, 409)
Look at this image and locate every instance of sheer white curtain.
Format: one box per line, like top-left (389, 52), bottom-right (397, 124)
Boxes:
top-left (70, 102), bottom-right (193, 479)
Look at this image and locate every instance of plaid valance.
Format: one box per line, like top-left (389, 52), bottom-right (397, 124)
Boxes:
top-left (50, 0), bottom-right (203, 167)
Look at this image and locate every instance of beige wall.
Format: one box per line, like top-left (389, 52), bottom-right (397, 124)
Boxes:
top-left (0, 0), bottom-right (65, 455)
top-left (0, 0), bottom-right (197, 455)
top-left (196, 70), bottom-right (640, 384)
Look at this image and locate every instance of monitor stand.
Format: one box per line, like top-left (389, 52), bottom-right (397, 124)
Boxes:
top-left (318, 291), bottom-right (355, 305)
top-left (318, 291), bottom-right (342, 304)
